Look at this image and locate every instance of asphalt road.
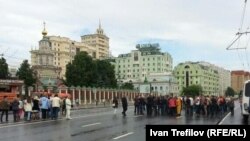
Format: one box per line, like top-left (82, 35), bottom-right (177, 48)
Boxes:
top-left (0, 101), bottom-right (248, 141)
top-left (219, 101), bottom-right (250, 125)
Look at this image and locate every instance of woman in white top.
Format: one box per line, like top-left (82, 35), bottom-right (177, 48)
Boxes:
top-left (24, 97), bottom-right (32, 121)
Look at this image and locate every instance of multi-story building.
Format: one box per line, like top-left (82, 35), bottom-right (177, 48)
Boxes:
top-left (9, 68), bottom-right (17, 78)
top-left (199, 61), bottom-right (231, 95)
top-left (173, 62), bottom-right (220, 95)
top-left (81, 22), bottom-right (109, 59)
top-left (114, 43), bottom-right (178, 95)
top-left (231, 70), bottom-right (250, 93)
top-left (30, 22), bottom-right (109, 78)
top-left (115, 43), bottom-right (173, 83)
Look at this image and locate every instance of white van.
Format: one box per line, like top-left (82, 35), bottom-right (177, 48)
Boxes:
top-left (242, 80), bottom-right (250, 121)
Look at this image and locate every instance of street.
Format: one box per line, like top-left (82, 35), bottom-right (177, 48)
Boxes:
top-left (0, 101), bottom-right (248, 141)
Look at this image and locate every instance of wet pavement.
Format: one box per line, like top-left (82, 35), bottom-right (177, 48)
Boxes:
top-left (0, 102), bottom-right (247, 141)
top-left (219, 101), bottom-right (250, 125)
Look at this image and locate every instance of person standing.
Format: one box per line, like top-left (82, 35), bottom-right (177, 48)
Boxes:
top-left (0, 96), bottom-right (10, 123)
top-left (65, 96), bottom-right (72, 120)
top-left (12, 98), bottom-right (19, 122)
top-left (176, 97), bottom-right (182, 117)
top-left (51, 94), bottom-right (61, 120)
top-left (40, 94), bottom-right (49, 120)
top-left (24, 97), bottom-right (32, 121)
top-left (112, 97), bottom-right (118, 114)
top-left (121, 95), bottom-right (128, 117)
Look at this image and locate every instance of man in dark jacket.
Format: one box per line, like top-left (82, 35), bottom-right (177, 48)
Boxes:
top-left (0, 96), bottom-right (10, 122)
top-left (121, 95), bottom-right (128, 116)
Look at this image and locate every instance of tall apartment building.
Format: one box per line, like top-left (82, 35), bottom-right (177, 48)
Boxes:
top-left (81, 22), bottom-right (109, 59)
top-left (231, 70), bottom-right (250, 93)
top-left (173, 62), bottom-right (220, 95)
top-left (114, 43), bottom-right (173, 83)
top-left (30, 22), bottom-right (109, 78)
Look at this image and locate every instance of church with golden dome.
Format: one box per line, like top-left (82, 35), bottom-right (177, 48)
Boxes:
top-left (30, 21), bottom-right (110, 81)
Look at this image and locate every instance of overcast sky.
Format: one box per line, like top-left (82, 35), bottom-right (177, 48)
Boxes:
top-left (1, 0), bottom-right (250, 71)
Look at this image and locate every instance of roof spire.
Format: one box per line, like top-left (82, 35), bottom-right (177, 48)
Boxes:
top-left (99, 18), bottom-right (101, 29)
top-left (96, 19), bottom-right (104, 34)
top-left (42, 21), bottom-right (48, 36)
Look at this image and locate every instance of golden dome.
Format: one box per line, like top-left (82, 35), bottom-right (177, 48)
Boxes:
top-left (42, 29), bottom-right (47, 36)
top-left (42, 22), bottom-right (48, 36)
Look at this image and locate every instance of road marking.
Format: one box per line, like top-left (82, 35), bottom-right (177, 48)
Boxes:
top-left (0, 109), bottom-right (136, 129)
top-left (218, 106), bottom-right (240, 125)
top-left (0, 112), bottom-right (109, 129)
top-left (113, 132), bottom-right (134, 140)
top-left (81, 122), bottom-right (101, 128)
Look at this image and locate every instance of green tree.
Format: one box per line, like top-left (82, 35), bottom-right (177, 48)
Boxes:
top-left (66, 51), bottom-right (117, 88)
top-left (182, 85), bottom-right (202, 97)
top-left (120, 82), bottom-right (134, 90)
top-left (225, 87), bottom-right (235, 97)
top-left (65, 51), bottom-right (96, 87)
top-left (95, 60), bottom-right (117, 88)
top-left (0, 57), bottom-right (9, 79)
top-left (16, 60), bottom-right (36, 96)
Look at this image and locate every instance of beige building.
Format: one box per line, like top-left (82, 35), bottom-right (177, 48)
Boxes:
top-left (81, 22), bottom-right (109, 59)
top-left (231, 70), bottom-right (250, 93)
top-left (31, 22), bottom-right (109, 78)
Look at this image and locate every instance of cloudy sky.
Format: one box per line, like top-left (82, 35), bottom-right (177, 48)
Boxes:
top-left (1, 0), bottom-right (250, 70)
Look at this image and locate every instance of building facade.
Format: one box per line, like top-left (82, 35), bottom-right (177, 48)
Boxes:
top-left (199, 61), bottom-right (231, 95)
top-left (114, 43), bottom-right (173, 83)
top-left (173, 62), bottom-right (220, 95)
top-left (30, 22), bottom-right (109, 78)
top-left (114, 43), bottom-right (178, 95)
top-left (231, 70), bottom-right (250, 93)
top-left (133, 72), bottom-right (179, 96)
top-left (81, 22), bottom-right (109, 59)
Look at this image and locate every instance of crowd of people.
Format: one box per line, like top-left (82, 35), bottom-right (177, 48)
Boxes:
top-left (128, 94), bottom-right (235, 118)
top-left (0, 93), bottom-right (236, 123)
top-left (0, 94), bottom-right (73, 123)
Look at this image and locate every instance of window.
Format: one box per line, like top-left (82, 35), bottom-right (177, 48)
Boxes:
top-left (143, 58), bottom-right (145, 61)
top-left (153, 63), bottom-right (155, 66)
top-left (160, 86), bottom-right (163, 90)
top-left (148, 63), bottom-right (150, 66)
top-left (134, 52), bottom-right (138, 61)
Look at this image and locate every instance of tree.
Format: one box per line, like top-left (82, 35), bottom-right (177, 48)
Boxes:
top-left (0, 57), bottom-right (9, 79)
top-left (182, 85), bottom-right (202, 97)
top-left (16, 60), bottom-right (36, 96)
top-left (65, 51), bottom-right (117, 88)
top-left (95, 60), bottom-right (117, 88)
top-left (225, 87), bottom-right (235, 97)
top-left (120, 82), bottom-right (134, 90)
top-left (65, 51), bottom-right (96, 87)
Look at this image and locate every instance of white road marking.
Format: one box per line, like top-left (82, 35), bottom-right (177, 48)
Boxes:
top-left (81, 122), bottom-right (101, 128)
top-left (218, 106), bottom-right (240, 125)
top-left (113, 132), bottom-right (134, 140)
top-left (0, 109), bottom-right (135, 129)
